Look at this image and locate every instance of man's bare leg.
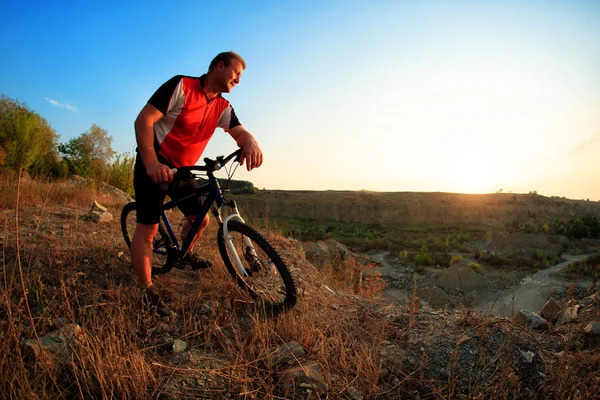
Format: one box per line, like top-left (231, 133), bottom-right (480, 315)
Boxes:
top-left (181, 215), bottom-right (210, 255)
top-left (131, 223), bottom-right (158, 288)
top-left (131, 223), bottom-right (174, 315)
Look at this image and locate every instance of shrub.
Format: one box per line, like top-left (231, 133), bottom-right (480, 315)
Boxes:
top-left (414, 245), bottom-right (433, 266)
top-left (450, 255), bottom-right (464, 265)
top-left (468, 262), bottom-right (483, 274)
top-left (398, 250), bottom-right (409, 259)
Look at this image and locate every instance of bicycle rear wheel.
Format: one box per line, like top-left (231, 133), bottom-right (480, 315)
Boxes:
top-left (217, 221), bottom-right (297, 313)
top-left (120, 202), bottom-right (176, 274)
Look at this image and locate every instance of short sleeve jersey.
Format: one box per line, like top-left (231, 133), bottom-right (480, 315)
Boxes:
top-left (148, 75), bottom-right (241, 167)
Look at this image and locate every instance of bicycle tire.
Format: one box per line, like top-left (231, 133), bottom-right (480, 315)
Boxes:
top-left (217, 220), bottom-right (297, 313)
top-left (120, 202), bottom-right (177, 274)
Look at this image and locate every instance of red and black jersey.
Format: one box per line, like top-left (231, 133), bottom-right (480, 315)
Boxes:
top-left (148, 75), bottom-right (241, 167)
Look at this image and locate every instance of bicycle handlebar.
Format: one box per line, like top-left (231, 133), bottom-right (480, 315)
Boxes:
top-left (171, 148), bottom-right (243, 176)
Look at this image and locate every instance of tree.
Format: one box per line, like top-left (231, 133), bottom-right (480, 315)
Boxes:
top-left (59, 123), bottom-right (116, 180)
top-left (0, 94), bottom-right (59, 174)
top-left (107, 152), bottom-right (135, 194)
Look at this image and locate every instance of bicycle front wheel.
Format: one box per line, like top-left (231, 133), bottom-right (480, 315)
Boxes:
top-left (120, 202), bottom-right (175, 274)
top-left (217, 221), bottom-right (297, 313)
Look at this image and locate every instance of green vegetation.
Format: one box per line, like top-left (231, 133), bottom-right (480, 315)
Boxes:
top-left (255, 217), bottom-right (486, 253)
top-left (474, 249), bottom-right (562, 271)
top-left (414, 245), bottom-right (433, 266)
top-left (0, 95), bottom-right (59, 175)
top-left (58, 123), bottom-right (116, 181)
top-left (566, 253), bottom-right (600, 279)
top-left (450, 255), bottom-right (464, 265)
top-left (226, 179), bottom-right (257, 194)
top-left (0, 94), bottom-right (255, 197)
top-left (505, 214), bottom-right (600, 240)
top-left (468, 262), bottom-right (483, 275)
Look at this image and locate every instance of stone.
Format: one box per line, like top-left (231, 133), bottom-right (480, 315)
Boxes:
top-left (279, 360), bottom-right (327, 393)
top-left (584, 321), bottom-right (600, 335)
top-left (91, 200), bottom-right (107, 213)
top-left (90, 211), bottom-right (113, 223)
top-left (556, 305), bottom-right (580, 326)
top-left (540, 297), bottom-right (562, 323)
top-left (514, 310), bottom-right (549, 330)
top-left (22, 324), bottom-right (87, 366)
top-left (268, 341), bottom-right (305, 367)
top-left (172, 339), bottom-right (188, 353)
top-left (346, 386), bottom-right (364, 400)
top-left (520, 350), bottom-right (535, 364)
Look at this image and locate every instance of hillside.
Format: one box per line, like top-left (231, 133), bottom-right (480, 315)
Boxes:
top-left (1, 177), bottom-right (599, 399)
top-left (233, 190), bottom-right (600, 226)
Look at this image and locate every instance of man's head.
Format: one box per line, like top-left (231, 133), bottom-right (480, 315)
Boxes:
top-left (207, 51), bottom-right (246, 93)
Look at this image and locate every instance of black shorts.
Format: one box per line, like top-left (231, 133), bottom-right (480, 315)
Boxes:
top-left (133, 153), bottom-right (203, 224)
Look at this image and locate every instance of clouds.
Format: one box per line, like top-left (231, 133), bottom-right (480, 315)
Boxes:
top-left (45, 97), bottom-right (78, 112)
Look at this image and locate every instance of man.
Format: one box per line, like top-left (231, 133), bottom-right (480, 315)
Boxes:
top-left (131, 51), bottom-right (262, 315)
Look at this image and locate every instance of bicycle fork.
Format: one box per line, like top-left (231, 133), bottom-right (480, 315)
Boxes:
top-left (215, 203), bottom-right (259, 278)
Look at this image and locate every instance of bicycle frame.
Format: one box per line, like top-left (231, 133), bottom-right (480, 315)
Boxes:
top-left (157, 165), bottom-right (254, 277)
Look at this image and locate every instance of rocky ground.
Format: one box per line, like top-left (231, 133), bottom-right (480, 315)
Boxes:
top-left (1, 182), bottom-right (599, 399)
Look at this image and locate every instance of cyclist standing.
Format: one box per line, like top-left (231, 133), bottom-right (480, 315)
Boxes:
top-left (131, 51), bottom-right (263, 315)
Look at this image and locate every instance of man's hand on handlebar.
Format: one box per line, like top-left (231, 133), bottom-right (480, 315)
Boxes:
top-left (240, 141), bottom-right (263, 171)
top-left (146, 162), bottom-right (174, 184)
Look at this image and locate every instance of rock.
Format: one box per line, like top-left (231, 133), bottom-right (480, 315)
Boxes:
top-left (584, 321), bottom-right (600, 335)
top-left (90, 211), bottom-right (113, 223)
top-left (520, 350), bottom-right (535, 364)
top-left (302, 240), bottom-right (358, 270)
top-left (91, 200), bottom-right (107, 213)
top-left (22, 324), bottom-right (87, 366)
top-left (514, 310), bottom-right (549, 330)
top-left (268, 341), bottom-right (305, 367)
top-left (279, 360), bottom-right (327, 393)
top-left (346, 386), bottom-right (364, 400)
top-left (101, 183), bottom-right (133, 204)
top-left (172, 339), bottom-right (188, 353)
top-left (556, 305), bottom-right (580, 326)
top-left (540, 298), bottom-right (562, 323)
top-left (582, 292), bottom-right (599, 308)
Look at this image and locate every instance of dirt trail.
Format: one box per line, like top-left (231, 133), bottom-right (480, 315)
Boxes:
top-left (475, 255), bottom-right (592, 317)
top-left (367, 252), bottom-right (595, 317)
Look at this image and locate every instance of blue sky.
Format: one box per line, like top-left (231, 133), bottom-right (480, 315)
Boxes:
top-left (1, 1), bottom-right (599, 199)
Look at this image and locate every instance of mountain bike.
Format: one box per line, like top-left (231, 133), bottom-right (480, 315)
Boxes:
top-left (120, 149), bottom-right (297, 313)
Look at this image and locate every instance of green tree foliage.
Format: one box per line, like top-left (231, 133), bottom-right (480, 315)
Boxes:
top-left (107, 152), bottom-right (135, 194)
top-left (227, 179), bottom-right (257, 194)
top-left (59, 123), bottom-right (115, 181)
top-left (0, 95), bottom-right (59, 174)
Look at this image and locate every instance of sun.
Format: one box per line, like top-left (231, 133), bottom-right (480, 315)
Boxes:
top-left (450, 155), bottom-right (500, 194)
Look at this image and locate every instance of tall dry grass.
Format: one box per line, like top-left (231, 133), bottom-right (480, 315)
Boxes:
top-left (2, 174), bottom-right (599, 399)
top-left (0, 174), bottom-right (390, 399)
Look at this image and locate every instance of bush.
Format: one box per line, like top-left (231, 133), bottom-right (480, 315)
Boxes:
top-left (468, 262), bottom-right (484, 275)
top-left (450, 255), bottom-right (464, 265)
top-left (414, 245), bottom-right (433, 266)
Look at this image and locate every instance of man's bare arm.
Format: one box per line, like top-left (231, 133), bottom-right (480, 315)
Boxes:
top-left (228, 125), bottom-right (263, 171)
top-left (134, 104), bottom-right (173, 184)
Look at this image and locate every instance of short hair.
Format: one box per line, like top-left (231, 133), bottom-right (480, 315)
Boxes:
top-left (208, 51), bottom-right (246, 71)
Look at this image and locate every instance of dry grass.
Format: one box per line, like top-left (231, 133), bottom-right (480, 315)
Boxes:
top-left (1, 174), bottom-right (599, 399)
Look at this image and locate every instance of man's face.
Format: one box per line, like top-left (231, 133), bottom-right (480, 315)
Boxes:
top-left (217, 60), bottom-right (243, 93)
